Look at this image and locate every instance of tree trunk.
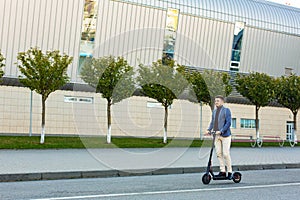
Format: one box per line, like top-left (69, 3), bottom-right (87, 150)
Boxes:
top-left (163, 105), bottom-right (168, 144)
top-left (40, 97), bottom-right (46, 144)
top-left (200, 101), bottom-right (203, 140)
top-left (107, 99), bottom-right (112, 144)
top-left (255, 105), bottom-right (260, 139)
top-left (293, 111), bottom-right (298, 142)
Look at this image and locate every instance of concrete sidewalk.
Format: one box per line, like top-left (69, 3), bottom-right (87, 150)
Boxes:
top-left (1, 147), bottom-right (300, 182)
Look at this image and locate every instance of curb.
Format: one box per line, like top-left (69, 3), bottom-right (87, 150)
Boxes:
top-left (1, 163), bottom-right (300, 182)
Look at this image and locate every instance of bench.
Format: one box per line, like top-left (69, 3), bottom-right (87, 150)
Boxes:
top-left (204, 134), bottom-right (294, 147)
top-left (204, 134), bottom-right (258, 147)
top-left (260, 135), bottom-right (285, 147)
top-left (231, 134), bottom-right (257, 148)
top-left (232, 134), bottom-right (286, 147)
top-left (284, 135), bottom-right (299, 147)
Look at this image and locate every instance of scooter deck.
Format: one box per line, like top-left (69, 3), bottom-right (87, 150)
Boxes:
top-left (212, 176), bottom-right (232, 180)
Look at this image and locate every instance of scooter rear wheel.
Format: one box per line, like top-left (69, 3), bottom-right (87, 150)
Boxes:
top-left (202, 174), bottom-right (211, 184)
top-left (232, 172), bottom-right (242, 183)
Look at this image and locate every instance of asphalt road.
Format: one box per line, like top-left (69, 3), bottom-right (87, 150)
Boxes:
top-left (1, 169), bottom-right (300, 200)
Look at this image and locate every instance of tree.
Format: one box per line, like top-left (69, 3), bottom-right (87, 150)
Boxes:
top-left (235, 72), bottom-right (275, 139)
top-left (138, 60), bottom-right (188, 143)
top-left (201, 70), bottom-right (232, 110)
top-left (177, 68), bottom-right (231, 139)
top-left (177, 66), bottom-right (210, 105)
top-left (0, 51), bottom-right (5, 78)
top-left (81, 56), bottom-right (134, 144)
top-left (275, 74), bottom-right (300, 140)
top-left (17, 47), bottom-right (73, 144)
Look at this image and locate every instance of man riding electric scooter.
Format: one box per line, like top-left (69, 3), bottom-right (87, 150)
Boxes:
top-left (206, 95), bottom-right (233, 179)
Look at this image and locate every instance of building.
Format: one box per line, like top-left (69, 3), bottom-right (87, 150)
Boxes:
top-left (0, 0), bottom-right (299, 142)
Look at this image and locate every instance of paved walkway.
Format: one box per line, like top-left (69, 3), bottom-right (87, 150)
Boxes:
top-left (0, 147), bottom-right (300, 182)
top-left (1, 147), bottom-right (300, 181)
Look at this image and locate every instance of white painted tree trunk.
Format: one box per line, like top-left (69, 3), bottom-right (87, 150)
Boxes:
top-left (163, 127), bottom-right (167, 144)
top-left (294, 114), bottom-right (298, 144)
top-left (40, 125), bottom-right (45, 144)
top-left (107, 100), bottom-right (112, 144)
top-left (107, 125), bottom-right (111, 144)
top-left (163, 106), bottom-right (168, 144)
top-left (41, 98), bottom-right (46, 144)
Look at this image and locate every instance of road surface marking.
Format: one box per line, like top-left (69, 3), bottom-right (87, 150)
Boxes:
top-left (32, 182), bottom-right (300, 200)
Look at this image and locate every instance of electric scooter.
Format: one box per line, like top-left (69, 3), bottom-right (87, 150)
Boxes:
top-left (202, 131), bottom-right (242, 185)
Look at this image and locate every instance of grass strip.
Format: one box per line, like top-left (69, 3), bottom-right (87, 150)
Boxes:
top-left (0, 135), bottom-right (296, 149)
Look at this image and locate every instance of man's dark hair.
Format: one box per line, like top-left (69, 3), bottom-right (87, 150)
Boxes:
top-left (215, 95), bottom-right (225, 102)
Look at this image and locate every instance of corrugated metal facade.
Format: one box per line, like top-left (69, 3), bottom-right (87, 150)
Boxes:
top-left (241, 26), bottom-right (300, 74)
top-left (174, 14), bottom-right (234, 70)
top-left (0, 0), bottom-right (299, 83)
top-left (0, 0), bottom-right (83, 81)
top-left (94, 0), bottom-right (166, 67)
top-left (121, 0), bottom-right (300, 35)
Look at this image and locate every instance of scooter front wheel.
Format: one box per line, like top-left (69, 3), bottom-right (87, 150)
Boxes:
top-left (232, 172), bottom-right (242, 183)
top-left (202, 174), bottom-right (211, 184)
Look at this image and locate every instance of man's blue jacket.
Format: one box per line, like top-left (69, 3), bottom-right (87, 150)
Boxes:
top-left (208, 106), bottom-right (232, 137)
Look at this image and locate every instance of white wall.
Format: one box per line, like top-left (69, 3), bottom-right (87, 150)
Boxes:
top-left (0, 86), bottom-right (298, 141)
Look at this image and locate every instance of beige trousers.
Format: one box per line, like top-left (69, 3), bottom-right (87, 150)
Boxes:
top-left (215, 135), bottom-right (232, 173)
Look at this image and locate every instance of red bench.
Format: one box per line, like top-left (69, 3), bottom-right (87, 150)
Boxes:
top-left (232, 134), bottom-right (287, 147)
top-left (231, 134), bottom-right (257, 147)
top-left (204, 134), bottom-right (294, 147)
top-left (204, 134), bottom-right (257, 147)
top-left (260, 135), bottom-right (285, 147)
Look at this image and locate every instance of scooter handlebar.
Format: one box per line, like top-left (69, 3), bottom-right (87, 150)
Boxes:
top-left (207, 131), bottom-right (216, 135)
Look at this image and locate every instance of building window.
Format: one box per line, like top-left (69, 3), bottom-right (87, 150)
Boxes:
top-left (64, 96), bottom-right (93, 104)
top-left (231, 118), bottom-right (237, 129)
top-left (240, 119), bottom-right (256, 129)
top-left (286, 121), bottom-right (294, 141)
top-left (230, 21), bottom-right (245, 71)
top-left (78, 0), bottom-right (99, 73)
top-left (162, 8), bottom-right (179, 65)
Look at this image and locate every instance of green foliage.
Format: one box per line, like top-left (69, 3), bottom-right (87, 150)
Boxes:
top-left (81, 56), bottom-right (134, 143)
top-left (178, 66), bottom-right (211, 104)
top-left (189, 72), bottom-right (210, 103)
top-left (137, 60), bottom-right (188, 108)
top-left (81, 56), bottom-right (134, 104)
top-left (17, 47), bottom-right (72, 143)
top-left (275, 74), bottom-right (300, 114)
top-left (236, 72), bottom-right (275, 108)
top-left (0, 51), bottom-right (5, 78)
top-left (236, 72), bottom-right (275, 136)
top-left (201, 70), bottom-right (232, 109)
top-left (138, 60), bottom-right (189, 143)
top-left (17, 47), bottom-right (73, 99)
top-left (80, 56), bottom-right (112, 89)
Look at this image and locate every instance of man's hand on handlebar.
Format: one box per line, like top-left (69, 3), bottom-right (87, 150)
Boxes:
top-left (206, 130), bottom-right (211, 135)
top-left (206, 130), bottom-right (221, 135)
